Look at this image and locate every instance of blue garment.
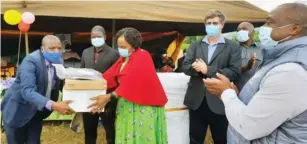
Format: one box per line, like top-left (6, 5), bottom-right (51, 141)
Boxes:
top-left (1, 50), bottom-right (61, 143)
top-left (228, 36), bottom-right (307, 143)
top-left (202, 35), bottom-right (225, 63)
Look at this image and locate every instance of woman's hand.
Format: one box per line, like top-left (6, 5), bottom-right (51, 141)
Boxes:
top-left (88, 94), bottom-right (111, 114)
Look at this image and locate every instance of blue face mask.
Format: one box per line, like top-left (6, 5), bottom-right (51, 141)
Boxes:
top-left (118, 48), bottom-right (129, 57)
top-left (43, 51), bottom-right (63, 64)
top-left (237, 30), bottom-right (250, 42)
top-left (91, 38), bottom-right (105, 47)
top-left (258, 24), bottom-right (293, 48)
top-left (206, 25), bottom-right (220, 37)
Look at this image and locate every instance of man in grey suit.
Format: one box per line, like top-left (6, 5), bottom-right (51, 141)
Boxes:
top-left (80, 25), bottom-right (119, 144)
top-left (182, 10), bottom-right (241, 144)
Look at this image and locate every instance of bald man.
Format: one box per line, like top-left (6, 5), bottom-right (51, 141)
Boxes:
top-left (1, 35), bottom-right (74, 144)
top-left (235, 22), bottom-right (262, 91)
top-left (203, 3), bottom-right (307, 143)
top-left (80, 25), bottom-right (119, 144)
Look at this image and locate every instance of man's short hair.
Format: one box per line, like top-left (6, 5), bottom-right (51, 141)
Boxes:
top-left (204, 10), bottom-right (226, 24)
top-left (91, 25), bottom-right (106, 35)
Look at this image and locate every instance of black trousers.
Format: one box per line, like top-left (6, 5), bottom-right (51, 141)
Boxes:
top-left (189, 98), bottom-right (228, 144)
top-left (4, 113), bottom-right (43, 144)
top-left (83, 99), bottom-right (117, 144)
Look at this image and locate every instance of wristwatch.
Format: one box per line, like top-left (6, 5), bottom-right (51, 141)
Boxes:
top-left (110, 93), bottom-right (117, 101)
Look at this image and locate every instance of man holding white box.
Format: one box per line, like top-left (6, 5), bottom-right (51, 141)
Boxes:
top-left (1, 35), bottom-right (74, 144)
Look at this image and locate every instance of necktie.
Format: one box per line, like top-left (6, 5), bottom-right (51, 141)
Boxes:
top-left (45, 64), bottom-right (52, 99)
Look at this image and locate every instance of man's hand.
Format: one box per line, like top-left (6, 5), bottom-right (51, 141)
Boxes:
top-left (241, 53), bottom-right (256, 73)
top-left (203, 73), bottom-right (231, 99)
top-left (52, 100), bottom-right (75, 115)
top-left (230, 82), bottom-right (240, 95)
top-left (192, 58), bottom-right (208, 74)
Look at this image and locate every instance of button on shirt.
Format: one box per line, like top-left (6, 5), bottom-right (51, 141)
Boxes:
top-left (94, 47), bottom-right (104, 63)
top-left (202, 36), bottom-right (225, 63)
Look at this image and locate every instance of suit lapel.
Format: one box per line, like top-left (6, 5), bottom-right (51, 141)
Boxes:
top-left (89, 47), bottom-right (95, 68)
top-left (95, 45), bottom-right (109, 67)
top-left (39, 51), bottom-right (48, 92)
top-left (209, 43), bottom-right (225, 64)
top-left (200, 42), bottom-right (209, 63)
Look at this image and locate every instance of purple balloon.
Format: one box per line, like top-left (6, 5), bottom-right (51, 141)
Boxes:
top-left (21, 12), bottom-right (35, 24)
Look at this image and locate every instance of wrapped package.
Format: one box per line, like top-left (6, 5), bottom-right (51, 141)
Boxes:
top-left (157, 72), bottom-right (190, 144)
top-left (53, 64), bottom-right (106, 112)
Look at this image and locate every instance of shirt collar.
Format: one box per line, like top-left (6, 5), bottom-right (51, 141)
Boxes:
top-left (240, 43), bottom-right (257, 49)
top-left (45, 59), bottom-right (51, 66)
top-left (202, 35), bottom-right (225, 45)
top-left (94, 46), bottom-right (104, 53)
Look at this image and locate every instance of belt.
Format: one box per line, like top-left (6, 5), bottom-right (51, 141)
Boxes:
top-left (165, 107), bottom-right (189, 112)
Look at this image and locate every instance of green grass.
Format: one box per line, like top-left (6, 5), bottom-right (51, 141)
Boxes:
top-left (45, 92), bottom-right (73, 121)
top-left (1, 123), bottom-right (213, 144)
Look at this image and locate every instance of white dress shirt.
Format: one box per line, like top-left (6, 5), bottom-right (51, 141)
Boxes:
top-left (221, 63), bottom-right (307, 140)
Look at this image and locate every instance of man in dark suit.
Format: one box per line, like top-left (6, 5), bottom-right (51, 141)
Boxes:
top-left (182, 10), bottom-right (241, 144)
top-left (80, 25), bottom-right (119, 144)
top-left (1, 35), bottom-right (74, 144)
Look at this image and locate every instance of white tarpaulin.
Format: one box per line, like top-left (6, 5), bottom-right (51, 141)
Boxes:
top-left (157, 72), bottom-right (190, 144)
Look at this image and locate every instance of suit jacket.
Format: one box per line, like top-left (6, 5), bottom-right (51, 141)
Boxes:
top-left (175, 56), bottom-right (185, 72)
top-left (1, 50), bottom-right (62, 128)
top-left (80, 44), bottom-right (119, 73)
top-left (182, 38), bottom-right (241, 115)
top-left (80, 44), bottom-right (119, 114)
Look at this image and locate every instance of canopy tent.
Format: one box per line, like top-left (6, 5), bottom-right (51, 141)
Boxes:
top-left (1, 1), bottom-right (268, 70)
top-left (1, 1), bottom-right (268, 35)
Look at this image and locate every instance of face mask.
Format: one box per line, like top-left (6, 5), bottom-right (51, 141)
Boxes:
top-left (91, 38), bottom-right (105, 47)
top-left (206, 25), bottom-right (220, 37)
top-left (259, 24), bottom-right (293, 47)
top-left (118, 48), bottom-right (129, 57)
top-left (237, 30), bottom-right (250, 42)
top-left (43, 51), bottom-right (63, 64)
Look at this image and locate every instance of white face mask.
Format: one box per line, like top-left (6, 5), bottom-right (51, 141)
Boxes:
top-left (237, 30), bottom-right (250, 43)
top-left (258, 24), bottom-right (293, 48)
top-left (118, 48), bottom-right (129, 57)
top-left (91, 37), bottom-right (105, 47)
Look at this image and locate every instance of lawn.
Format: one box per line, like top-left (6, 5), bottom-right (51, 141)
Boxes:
top-left (1, 122), bottom-right (213, 144)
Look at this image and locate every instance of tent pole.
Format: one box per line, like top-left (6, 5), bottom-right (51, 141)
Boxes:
top-left (112, 19), bottom-right (116, 49)
top-left (25, 32), bottom-right (29, 55)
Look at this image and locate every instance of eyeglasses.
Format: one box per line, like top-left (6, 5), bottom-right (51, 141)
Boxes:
top-left (205, 22), bottom-right (219, 25)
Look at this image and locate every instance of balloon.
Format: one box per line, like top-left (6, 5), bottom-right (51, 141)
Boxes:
top-left (18, 21), bottom-right (30, 32)
top-left (22, 12), bottom-right (35, 24)
top-left (4, 9), bottom-right (22, 25)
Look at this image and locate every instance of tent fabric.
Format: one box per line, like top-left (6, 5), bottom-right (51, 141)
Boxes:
top-left (167, 34), bottom-right (186, 66)
top-left (1, 1), bottom-right (267, 23)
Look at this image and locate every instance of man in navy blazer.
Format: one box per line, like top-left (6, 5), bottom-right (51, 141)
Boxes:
top-left (1, 35), bottom-right (74, 144)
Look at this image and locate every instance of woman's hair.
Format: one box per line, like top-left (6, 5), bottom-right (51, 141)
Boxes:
top-left (116, 27), bottom-right (143, 49)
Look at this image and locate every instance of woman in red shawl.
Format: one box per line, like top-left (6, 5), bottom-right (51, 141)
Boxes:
top-left (88, 27), bottom-right (168, 144)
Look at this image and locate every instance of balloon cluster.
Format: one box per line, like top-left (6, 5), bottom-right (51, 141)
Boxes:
top-left (4, 9), bottom-right (35, 32)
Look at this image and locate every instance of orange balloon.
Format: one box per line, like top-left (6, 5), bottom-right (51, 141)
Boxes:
top-left (18, 21), bottom-right (30, 32)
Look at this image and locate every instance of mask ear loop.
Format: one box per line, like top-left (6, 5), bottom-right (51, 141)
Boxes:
top-left (273, 24), bottom-right (295, 43)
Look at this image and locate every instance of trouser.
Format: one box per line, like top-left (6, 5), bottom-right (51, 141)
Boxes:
top-left (83, 99), bottom-right (117, 144)
top-left (4, 113), bottom-right (44, 144)
top-left (189, 98), bottom-right (228, 144)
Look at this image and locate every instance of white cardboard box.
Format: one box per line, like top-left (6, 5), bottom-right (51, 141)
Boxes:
top-left (62, 89), bottom-right (106, 112)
